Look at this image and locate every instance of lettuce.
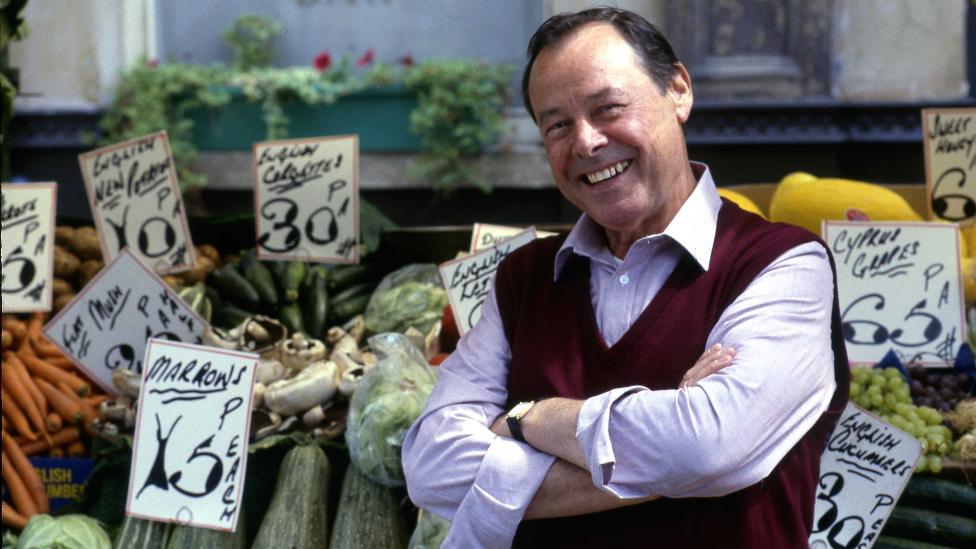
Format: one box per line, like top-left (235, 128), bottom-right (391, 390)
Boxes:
top-left (15, 514), bottom-right (111, 549)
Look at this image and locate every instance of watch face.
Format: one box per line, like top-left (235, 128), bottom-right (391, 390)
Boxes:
top-left (509, 401), bottom-right (534, 419)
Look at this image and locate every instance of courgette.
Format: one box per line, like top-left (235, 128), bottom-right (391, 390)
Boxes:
top-left (882, 506), bottom-right (976, 548)
top-left (329, 264), bottom-right (373, 292)
top-left (279, 302), bottom-right (305, 338)
top-left (331, 293), bottom-right (371, 323)
top-left (303, 269), bottom-right (329, 339)
top-left (252, 444), bottom-right (331, 549)
top-left (114, 515), bottom-right (172, 549)
top-left (330, 281), bottom-right (374, 305)
top-left (330, 465), bottom-right (408, 549)
top-left (239, 249), bottom-right (279, 313)
top-left (212, 263), bottom-right (261, 311)
top-left (281, 261), bottom-right (307, 302)
top-left (874, 535), bottom-right (956, 548)
top-left (214, 304), bottom-right (254, 330)
top-left (901, 476), bottom-right (976, 517)
top-left (167, 522), bottom-right (246, 549)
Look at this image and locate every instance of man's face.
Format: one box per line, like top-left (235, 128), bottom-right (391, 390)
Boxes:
top-left (528, 23), bottom-right (694, 240)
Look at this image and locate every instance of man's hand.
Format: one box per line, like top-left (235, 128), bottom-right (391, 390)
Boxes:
top-left (679, 343), bottom-right (735, 390)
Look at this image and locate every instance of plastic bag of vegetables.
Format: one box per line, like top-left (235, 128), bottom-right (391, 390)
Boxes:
top-left (14, 514), bottom-right (111, 549)
top-left (345, 332), bottom-right (438, 486)
top-left (408, 511), bottom-right (451, 549)
top-left (364, 264), bottom-right (448, 335)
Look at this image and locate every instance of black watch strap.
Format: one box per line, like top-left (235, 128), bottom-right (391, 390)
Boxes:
top-left (507, 414), bottom-right (527, 443)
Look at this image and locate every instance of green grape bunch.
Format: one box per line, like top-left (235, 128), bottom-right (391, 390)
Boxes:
top-left (850, 366), bottom-right (955, 474)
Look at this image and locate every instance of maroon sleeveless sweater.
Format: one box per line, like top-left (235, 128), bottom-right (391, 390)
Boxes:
top-left (495, 200), bottom-right (850, 549)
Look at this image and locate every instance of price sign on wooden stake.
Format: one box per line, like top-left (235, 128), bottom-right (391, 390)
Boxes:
top-left (78, 131), bottom-right (197, 275)
top-left (440, 227), bottom-right (537, 335)
top-left (823, 221), bottom-right (965, 367)
top-left (809, 402), bottom-right (921, 549)
top-left (127, 339), bottom-right (257, 532)
top-left (1, 182), bottom-right (57, 312)
top-left (43, 249), bottom-right (208, 394)
top-left (923, 107), bottom-right (976, 226)
top-left (253, 135), bottom-right (359, 263)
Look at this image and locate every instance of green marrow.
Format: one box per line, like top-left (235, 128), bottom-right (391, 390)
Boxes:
top-left (167, 522), bottom-right (246, 549)
top-left (114, 515), bottom-right (172, 549)
top-left (252, 444), bottom-right (331, 549)
top-left (901, 476), bottom-right (976, 517)
top-left (874, 535), bottom-right (956, 548)
top-left (330, 465), bottom-right (407, 549)
top-left (882, 506), bottom-right (976, 548)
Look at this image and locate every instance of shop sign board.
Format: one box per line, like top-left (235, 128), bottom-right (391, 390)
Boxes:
top-left (1, 182), bottom-right (57, 312)
top-left (470, 223), bottom-right (557, 253)
top-left (253, 135), bottom-right (359, 264)
top-left (922, 107), bottom-right (976, 226)
top-left (43, 249), bottom-right (207, 394)
top-left (77, 131), bottom-right (197, 275)
top-left (440, 227), bottom-right (537, 335)
top-left (126, 338), bottom-right (257, 532)
top-left (823, 221), bottom-right (965, 367)
top-left (809, 402), bottom-right (922, 549)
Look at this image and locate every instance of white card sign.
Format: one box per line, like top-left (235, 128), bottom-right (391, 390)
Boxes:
top-left (43, 249), bottom-right (208, 394)
top-left (470, 223), bottom-right (557, 253)
top-left (440, 227), bottom-right (537, 335)
top-left (923, 107), bottom-right (975, 225)
top-left (126, 339), bottom-right (256, 531)
top-left (809, 402), bottom-right (922, 549)
top-left (253, 135), bottom-right (359, 263)
top-left (78, 131), bottom-right (197, 275)
top-left (823, 221), bottom-right (965, 366)
top-left (1, 182), bottom-right (57, 312)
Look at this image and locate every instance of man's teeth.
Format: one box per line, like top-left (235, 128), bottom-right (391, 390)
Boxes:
top-left (585, 160), bottom-right (630, 184)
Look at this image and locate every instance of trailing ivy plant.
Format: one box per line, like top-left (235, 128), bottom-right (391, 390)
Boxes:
top-left (95, 16), bottom-right (513, 194)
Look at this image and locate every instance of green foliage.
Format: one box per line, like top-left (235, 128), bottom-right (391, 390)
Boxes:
top-left (222, 14), bottom-right (282, 71)
top-left (0, 0), bottom-right (30, 50)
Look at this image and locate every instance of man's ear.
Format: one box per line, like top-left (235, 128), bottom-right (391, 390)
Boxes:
top-left (670, 63), bottom-right (693, 124)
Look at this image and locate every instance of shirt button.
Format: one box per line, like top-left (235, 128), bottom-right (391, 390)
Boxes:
top-left (619, 274), bottom-right (630, 285)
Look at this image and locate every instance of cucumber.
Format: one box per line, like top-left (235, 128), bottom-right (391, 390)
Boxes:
top-left (281, 261), bottom-right (307, 302)
top-left (330, 465), bottom-right (407, 549)
top-left (167, 522), bottom-right (246, 549)
top-left (212, 263), bottom-right (261, 311)
top-left (874, 535), bottom-right (956, 548)
top-left (252, 444), bottom-right (331, 549)
top-left (279, 302), bottom-right (305, 336)
top-left (114, 515), bottom-right (172, 549)
top-left (239, 249), bottom-right (279, 313)
top-left (882, 506), bottom-right (976, 548)
top-left (331, 293), bottom-right (371, 323)
top-left (214, 304), bottom-right (254, 330)
top-left (901, 476), bottom-right (976, 517)
top-left (303, 269), bottom-right (329, 339)
top-left (328, 264), bottom-right (373, 292)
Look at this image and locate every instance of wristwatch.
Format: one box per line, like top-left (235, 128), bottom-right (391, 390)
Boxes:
top-left (506, 400), bottom-right (538, 443)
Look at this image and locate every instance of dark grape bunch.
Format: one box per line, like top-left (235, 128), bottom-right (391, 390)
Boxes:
top-left (907, 365), bottom-right (975, 413)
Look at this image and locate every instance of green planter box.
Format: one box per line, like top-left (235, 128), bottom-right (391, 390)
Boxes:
top-left (186, 86), bottom-right (421, 151)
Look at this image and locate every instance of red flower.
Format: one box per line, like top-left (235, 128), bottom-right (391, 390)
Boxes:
top-left (146, 59), bottom-right (159, 68)
top-left (399, 55), bottom-right (414, 67)
top-left (356, 48), bottom-right (375, 67)
top-left (314, 51), bottom-right (332, 71)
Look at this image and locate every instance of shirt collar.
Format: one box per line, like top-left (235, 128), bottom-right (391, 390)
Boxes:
top-left (554, 162), bottom-right (722, 280)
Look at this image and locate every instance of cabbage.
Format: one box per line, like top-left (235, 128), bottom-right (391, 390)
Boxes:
top-left (15, 514), bottom-right (111, 549)
top-left (408, 511), bottom-right (451, 549)
top-left (364, 264), bottom-right (447, 335)
top-left (345, 333), bottom-right (438, 486)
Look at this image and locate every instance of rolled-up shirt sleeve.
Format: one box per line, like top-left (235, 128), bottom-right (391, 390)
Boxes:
top-left (402, 284), bottom-right (555, 547)
top-left (576, 242), bottom-right (838, 498)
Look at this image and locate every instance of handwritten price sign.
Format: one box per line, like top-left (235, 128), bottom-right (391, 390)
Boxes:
top-left (1, 183), bottom-right (56, 312)
top-left (440, 228), bottom-right (537, 335)
top-left (809, 402), bottom-right (921, 549)
top-left (824, 221), bottom-right (965, 366)
top-left (43, 249), bottom-right (207, 394)
top-left (923, 108), bottom-right (975, 225)
top-left (127, 339), bottom-right (256, 531)
top-left (78, 131), bottom-right (197, 275)
top-left (470, 223), bottom-right (557, 253)
top-left (253, 135), bottom-right (359, 263)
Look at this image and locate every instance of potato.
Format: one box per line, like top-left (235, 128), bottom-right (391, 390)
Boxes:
top-left (53, 246), bottom-right (81, 278)
top-left (54, 292), bottom-right (77, 312)
top-left (180, 255), bottom-right (214, 284)
top-left (70, 226), bottom-right (103, 260)
top-left (163, 275), bottom-right (183, 288)
top-left (55, 226), bottom-right (76, 246)
top-left (52, 277), bottom-right (74, 298)
top-left (76, 259), bottom-right (104, 288)
top-left (196, 244), bottom-right (222, 267)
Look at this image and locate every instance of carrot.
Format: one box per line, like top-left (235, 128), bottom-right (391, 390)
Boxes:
top-left (1, 317), bottom-right (26, 346)
top-left (66, 440), bottom-right (86, 458)
top-left (1, 328), bottom-right (12, 350)
top-left (32, 336), bottom-right (65, 359)
top-left (18, 353), bottom-right (90, 396)
top-left (1, 355), bottom-right (48, 441)
top-left (48, 446), bottom-right (65, 458)
top-left (35, 378), bottom-right (83, 425)
top-left (46, 412), bottom-right (63, 433)
top-left (58, 381), bottom-right (99, 426)
top-left (85, 394), bottom-right (110, 408)
top-left (25, 312), bottom-right (45, 341)
top-left (46, 356), bottom-right (76, 370)
top-left (7, 350), bottom-right (48, 418)
top-left (0, 387), bottom-right (37, 441)
top-left (1, 448), bottom-right (38, 518)
top-left (2, 431), bottom-right (49, 514)
top-left (20, 427), bottom-right (81, 455)
top-left (1, 501), bottom-right (28, 530)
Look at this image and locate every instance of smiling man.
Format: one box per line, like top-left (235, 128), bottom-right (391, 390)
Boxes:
top-left (403, 8), bottom-right (850, 548)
